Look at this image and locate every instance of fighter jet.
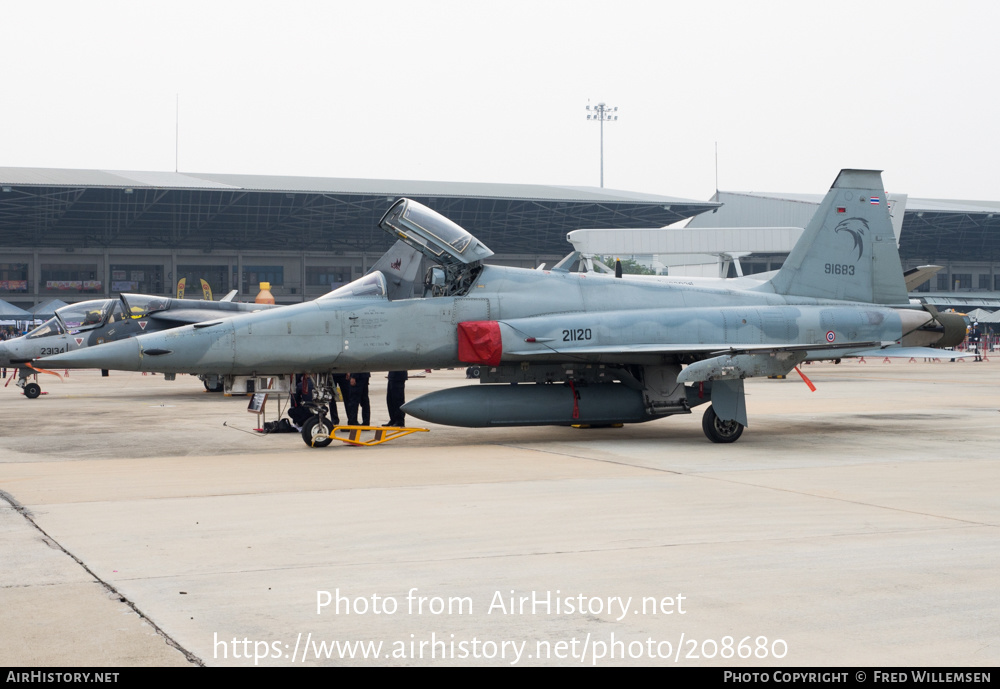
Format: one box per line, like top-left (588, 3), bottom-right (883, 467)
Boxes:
top-left (40, 170), bottom-right (966, 442)
top-left (1, 291), bottom-right (274, 398)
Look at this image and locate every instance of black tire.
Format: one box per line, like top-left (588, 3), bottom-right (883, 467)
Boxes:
top-left (301, 416), bottom-right (334, 448)
top-left (23, 382), bottom-right (41, 399)
top-left (203, 379), bottom-right (224, 393)
top-left (702, 405), bottom-right (744, 443)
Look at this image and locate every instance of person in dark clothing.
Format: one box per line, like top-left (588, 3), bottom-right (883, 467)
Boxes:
top-left (287, 374), bottom-right (315, 429)
top-left (329, 373), bottom-right (351, 424)
top-left (970, 322), bottom-right (984, 362)
top-left (386, 370), bottom-right (408, 426)
top-left (347, 372), bottom-right (371, 426)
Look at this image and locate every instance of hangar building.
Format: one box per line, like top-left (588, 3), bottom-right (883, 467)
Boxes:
top-left (2, 167), bottom-right (998, 312)
top-left (0, 167), bottom-right (716, 309)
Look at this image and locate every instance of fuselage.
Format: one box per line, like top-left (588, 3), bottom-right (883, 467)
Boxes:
top-left (39, 264), bottom-right (929, 376)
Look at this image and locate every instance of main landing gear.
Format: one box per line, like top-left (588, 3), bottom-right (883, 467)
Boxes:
top-left (702, 405), bottom-right (744, 444)
top-left (203, 379), bottom-right (224, 393)
top-left (199, 374), bottom-right (225, 393)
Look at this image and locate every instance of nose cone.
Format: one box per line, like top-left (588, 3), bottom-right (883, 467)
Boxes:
top-left (39, 320), bottom-right (239, 374)
top-left (39, 338), bottom-right (143, 371)
top-left (0, 336), bottom-right (39, 367)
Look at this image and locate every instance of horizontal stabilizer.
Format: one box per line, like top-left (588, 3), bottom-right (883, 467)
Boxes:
top-left (903, 265), bottom-right (942, 292)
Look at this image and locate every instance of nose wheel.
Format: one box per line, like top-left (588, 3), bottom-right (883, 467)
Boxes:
top-left (22, 382), bottom-right (41, 399)
top-left (301, 415), bottom-right (335, 447)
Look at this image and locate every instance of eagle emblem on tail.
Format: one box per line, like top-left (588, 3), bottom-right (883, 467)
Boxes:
top-left (834, 218), bottom-right (868, 261)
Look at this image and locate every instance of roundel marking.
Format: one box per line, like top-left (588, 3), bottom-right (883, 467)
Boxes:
top-left (826, 331), bottom-right (836, 343)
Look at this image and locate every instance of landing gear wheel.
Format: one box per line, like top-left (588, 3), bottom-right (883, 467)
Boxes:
top-left (23, 382), bottom-right (41, 399)
top-left (301, 416), bottom-right (334, 448)
top-left (702, 405), bottom-right (744, 443)
top-left (203, 380), bottom-right (224, 393)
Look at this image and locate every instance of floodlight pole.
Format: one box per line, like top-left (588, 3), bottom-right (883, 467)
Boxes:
top-left (586, 102), bottom-right (618, 188)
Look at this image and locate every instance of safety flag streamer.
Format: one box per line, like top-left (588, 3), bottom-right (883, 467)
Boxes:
top-left (26, 362), bottom-right (64, 381)
top-left (794, 366), bottom-right (816, 392)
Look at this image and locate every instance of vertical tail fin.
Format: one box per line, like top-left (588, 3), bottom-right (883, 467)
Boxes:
top-left (767, 169), bottom-right (908, 304)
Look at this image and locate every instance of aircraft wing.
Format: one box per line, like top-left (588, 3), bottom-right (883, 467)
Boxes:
top-left (500, 339), bottom-right (966, 386)
top-left (843, 346), bottom-right (973, 359)
top-left (501, 341), bottom-right (887, 359)
top-left (502, 341), bottom-right (973, 366)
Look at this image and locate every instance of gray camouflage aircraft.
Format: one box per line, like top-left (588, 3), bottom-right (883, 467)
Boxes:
top-left (1, 291), bottom-right (274, 398)
top-left (40, 170), bottom-right (966, 443)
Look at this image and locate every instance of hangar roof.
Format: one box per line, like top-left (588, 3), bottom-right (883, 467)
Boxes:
top-left (0, 167), bottom-right (718, 255)
top-left (0, 167), bottom-right (699, 204)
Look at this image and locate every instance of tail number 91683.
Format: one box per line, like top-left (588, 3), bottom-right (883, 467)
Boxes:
top-left (825, 263), bottom-right (855, 275)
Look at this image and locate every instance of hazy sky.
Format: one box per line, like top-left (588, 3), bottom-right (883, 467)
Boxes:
top-left (3, 1), bottom-right (998, 201)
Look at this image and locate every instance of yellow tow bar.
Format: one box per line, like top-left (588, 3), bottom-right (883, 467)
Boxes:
top-left (327, 424), bottom-right (428, 447)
